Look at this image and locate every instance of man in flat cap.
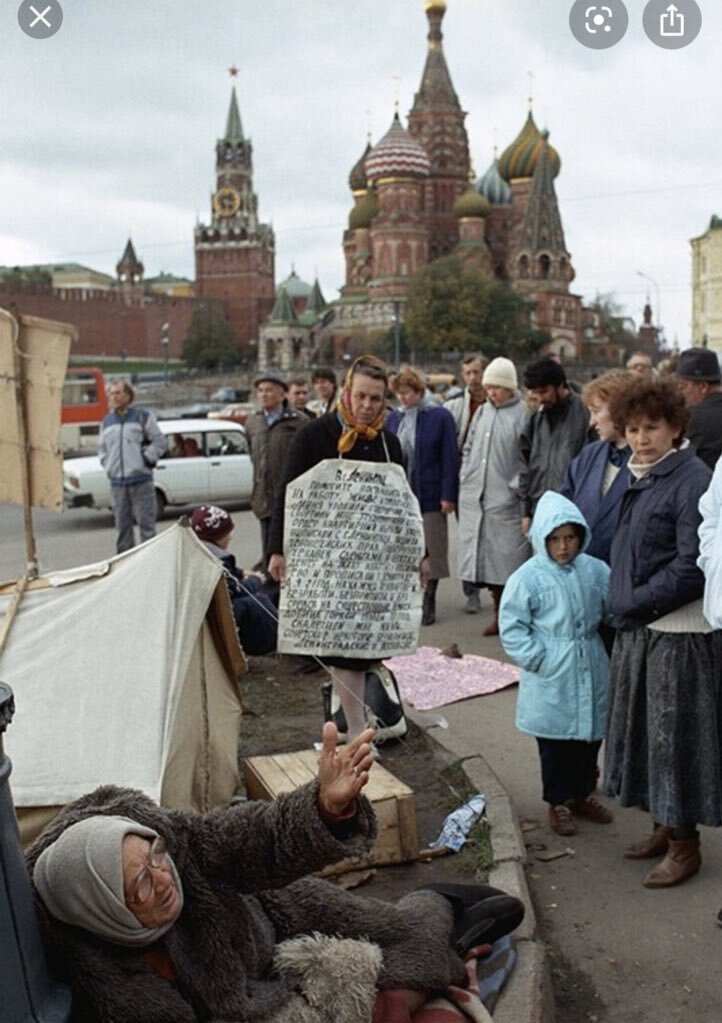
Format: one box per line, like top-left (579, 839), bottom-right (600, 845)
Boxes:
top-left (245, 370), bottom-right (306, 566)
top-left (675, 348), bottom-right (722, 470)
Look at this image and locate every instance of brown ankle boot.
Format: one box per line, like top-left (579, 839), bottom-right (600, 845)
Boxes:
top-left (642, 837), bottom-right (701, 888)
top-left (482, 586), bottom-right (502, 637)
top-left (624, 823), bottom-right (673, 859)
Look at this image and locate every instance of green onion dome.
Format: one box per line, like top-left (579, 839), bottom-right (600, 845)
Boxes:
top-left (348, 187), bottom-right (378, 230)
top-left (453, 183), bottom-right (490, 219)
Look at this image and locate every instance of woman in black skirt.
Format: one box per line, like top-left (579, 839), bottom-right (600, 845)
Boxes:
top-left (604, 378), bottom-right (722, 888)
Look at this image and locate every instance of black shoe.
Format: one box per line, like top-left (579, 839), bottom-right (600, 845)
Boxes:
top-left (417, 882), bottom-right (506, 918)
top-left (452, 895), bottom-right (525, 956)
top-left (416, 883), bottom-right (525, 955)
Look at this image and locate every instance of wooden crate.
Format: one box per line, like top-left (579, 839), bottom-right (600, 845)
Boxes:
top-left (243, 748), bottom-right (419, 875)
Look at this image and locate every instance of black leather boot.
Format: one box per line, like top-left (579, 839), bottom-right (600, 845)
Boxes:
top-left (422, 579), bottom-right (438, 626)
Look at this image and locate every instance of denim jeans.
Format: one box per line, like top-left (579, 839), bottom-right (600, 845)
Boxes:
top-left (111, 480), bottom-right (157, 553)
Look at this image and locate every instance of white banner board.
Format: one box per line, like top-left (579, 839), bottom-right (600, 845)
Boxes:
top-left (278, 459), bottom-right (425, 658)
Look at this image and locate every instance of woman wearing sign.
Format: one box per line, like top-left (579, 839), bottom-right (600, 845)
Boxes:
top-left (269, 355), bottom-right (425, 743)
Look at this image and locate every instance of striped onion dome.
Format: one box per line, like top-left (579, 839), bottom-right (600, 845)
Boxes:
top-left (497, 111), bottom-right (560, 182)
top-left (349, 141), bottom-right (372, 194)
top-left (476, 156), bottom-right (511, 205)
top-left (365, 113), bottom-right (431, 182)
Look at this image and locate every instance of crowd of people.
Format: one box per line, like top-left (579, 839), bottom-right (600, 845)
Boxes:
top-left (241, 348), bottom-right (722, 896)
top-left (43, 344), bottom-right (722, 1020)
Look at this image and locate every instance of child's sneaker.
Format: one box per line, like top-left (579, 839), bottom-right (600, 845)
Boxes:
top-left (548, 804), bottom-right (576, 836)
top-left (566, 796), bottom-right (613, 824)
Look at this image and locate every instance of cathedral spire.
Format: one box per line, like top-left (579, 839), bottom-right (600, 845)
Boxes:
top-left (412, 0), bottom-right (459, 110)
top-left (515, 132), bottom-right (573, 286)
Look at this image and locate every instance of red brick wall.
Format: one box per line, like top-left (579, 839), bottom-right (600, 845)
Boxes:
top-left (0, 283), bottom-right (195, 360)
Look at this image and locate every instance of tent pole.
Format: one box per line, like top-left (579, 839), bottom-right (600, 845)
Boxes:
top-left (7, 311), bottom-right (38, 579)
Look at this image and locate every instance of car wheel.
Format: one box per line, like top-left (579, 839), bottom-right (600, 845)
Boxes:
top-left (155, 489), bottom-right (166, 520)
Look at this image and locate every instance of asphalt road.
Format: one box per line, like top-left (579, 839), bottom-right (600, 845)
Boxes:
top-left (1, 501), bottom-right (721, 1019)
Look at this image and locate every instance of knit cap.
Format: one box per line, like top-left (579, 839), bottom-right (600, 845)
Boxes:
top-left (483, 357), bottom-right (518, 391)
top-left (190, 505), bottom-right (234, 543)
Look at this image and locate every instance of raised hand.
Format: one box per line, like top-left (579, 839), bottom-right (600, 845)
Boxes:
top-left (316, 722), bottom-right (375, 816)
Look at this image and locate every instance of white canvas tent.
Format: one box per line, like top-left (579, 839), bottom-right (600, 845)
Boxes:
top-left (0, 524), bottom-right (246, 844)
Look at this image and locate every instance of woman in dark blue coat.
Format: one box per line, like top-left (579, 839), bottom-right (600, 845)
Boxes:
top-left (603, 379), bottom-right (722, 889)
top-left (387, 367), bottom-right (458, 626)
top-left (560, 370), bottom-right (633, 565)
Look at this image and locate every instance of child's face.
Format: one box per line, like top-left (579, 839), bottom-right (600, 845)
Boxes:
top-left (546, 524), bottom-right (581, 565)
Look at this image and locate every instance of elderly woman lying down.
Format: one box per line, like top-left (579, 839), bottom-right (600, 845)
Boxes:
top-left (26, 723), bottom-right (523, 1023)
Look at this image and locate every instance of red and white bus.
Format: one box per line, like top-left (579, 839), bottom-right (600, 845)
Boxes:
top-left (61, 366), bottom-right (108, 455)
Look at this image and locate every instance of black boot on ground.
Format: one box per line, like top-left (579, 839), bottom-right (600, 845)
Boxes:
top-left (422, 579), bottom-right (438, 626)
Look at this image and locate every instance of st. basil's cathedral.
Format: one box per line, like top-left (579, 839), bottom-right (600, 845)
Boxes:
top-left (258, 0), bottom-right (582, 369)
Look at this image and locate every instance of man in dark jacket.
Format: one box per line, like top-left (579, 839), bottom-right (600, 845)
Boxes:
top-left (245, 371), bottom-right (305, 567)
top-left (519, 357), bottom-right (590, 532)
top-left (675, 347), bottom-right (722, 470)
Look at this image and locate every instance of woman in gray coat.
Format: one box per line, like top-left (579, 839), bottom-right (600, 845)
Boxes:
top-left (457, 357), bottom-right (531, 635)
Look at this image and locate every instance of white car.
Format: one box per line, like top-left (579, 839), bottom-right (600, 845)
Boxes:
top-left (63, 418), bottom-right (253, 518)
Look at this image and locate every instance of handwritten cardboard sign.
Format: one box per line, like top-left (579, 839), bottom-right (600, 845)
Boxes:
top-left (278, 458), bottom-right (424, 658)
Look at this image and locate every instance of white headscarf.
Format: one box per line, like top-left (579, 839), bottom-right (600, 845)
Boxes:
top-left (33, 815), bottom-right (184, 947)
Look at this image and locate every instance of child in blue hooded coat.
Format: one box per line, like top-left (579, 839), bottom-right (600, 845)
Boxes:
top-left (499, 491), bottom-right (613, 836)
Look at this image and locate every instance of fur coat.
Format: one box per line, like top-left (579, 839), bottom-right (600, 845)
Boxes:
top-left (26, 784), bottom-right (465, 1022)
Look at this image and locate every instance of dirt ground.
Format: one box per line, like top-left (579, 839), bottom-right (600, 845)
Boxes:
top-left (236, 653), bottom-right (486, 901)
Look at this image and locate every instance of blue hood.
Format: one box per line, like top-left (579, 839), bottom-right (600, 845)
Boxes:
top-left (529, 491), bottom-right (592, 563)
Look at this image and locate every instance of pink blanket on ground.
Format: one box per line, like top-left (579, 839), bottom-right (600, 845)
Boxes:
top-left (383, 647), bottom-right (519, 711)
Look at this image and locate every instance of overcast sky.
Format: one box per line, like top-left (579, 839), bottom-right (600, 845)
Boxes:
top-left (3, 0), bottom-right (720, 348)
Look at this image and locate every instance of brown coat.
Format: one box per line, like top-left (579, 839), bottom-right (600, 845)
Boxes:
top-left (245, 404), bottom-right (306, 520)
top-left (26, 784), bottom-right (464, 1022)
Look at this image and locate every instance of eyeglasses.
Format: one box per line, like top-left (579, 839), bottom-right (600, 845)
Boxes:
top-left (128, 836), bottom-right (169, 906)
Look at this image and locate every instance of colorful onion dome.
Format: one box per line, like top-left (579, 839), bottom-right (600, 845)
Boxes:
top-left (365, 113), bottom-right (431, 182)
top-left (476, 157), bottom-right (511, 205)
top-left (349, 141), bottom-right (372, 194)
top-left (348, 187), bottom-right (378, 230)
top-left (497, 111), bottom-right (561, 182)
top-left (453, 183), bottom-right (490, 219)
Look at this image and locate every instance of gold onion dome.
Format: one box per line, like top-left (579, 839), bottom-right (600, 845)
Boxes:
top-left (365, 113), bottom-right (431, 182)
top-left (349, 187), bottom-right (378, 230)
top-left (453, 183), bottom-right (490, 219)
top-left (349, 141), bottom-right (372, 193)
top-left (424, 0), bottom-right (447, 11)
top-left (498, 111), bottom-right (561, 182)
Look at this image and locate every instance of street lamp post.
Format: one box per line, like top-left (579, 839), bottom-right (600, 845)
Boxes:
top-left (392, 300), bottom-right (402, 370)
top-left (636, 270), bottom-right (663, 345)
top-left (161, 322), bottom-right (170, 385)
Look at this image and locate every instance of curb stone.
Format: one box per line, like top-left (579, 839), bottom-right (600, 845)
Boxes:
top-left (408, 707), bottom-right (555, 1023)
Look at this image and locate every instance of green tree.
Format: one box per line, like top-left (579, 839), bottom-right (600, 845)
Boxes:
top-left (182, 299), bottom-right (243, 370)
top-left (405, 256), bottom-right (495, 354)
top-left (404, 256), bottom-right (545, 359)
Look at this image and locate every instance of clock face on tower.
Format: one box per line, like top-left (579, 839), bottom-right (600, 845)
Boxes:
top-left (213, 186), bottom-right (241, 218)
